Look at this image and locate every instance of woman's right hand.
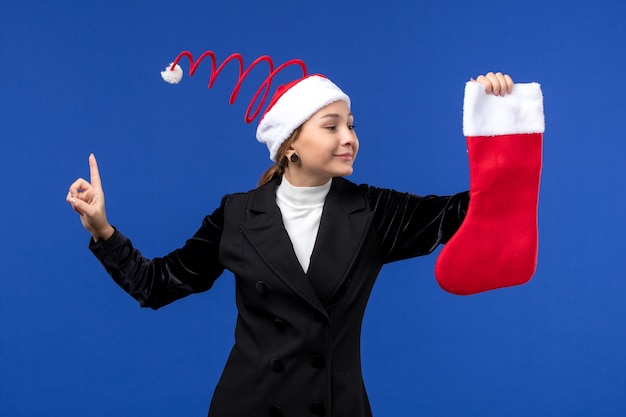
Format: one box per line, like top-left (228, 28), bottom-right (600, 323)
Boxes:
top-left (66, 154), bottom-right (114, 242)
top-left (472, 72), bottom-right (514, 96)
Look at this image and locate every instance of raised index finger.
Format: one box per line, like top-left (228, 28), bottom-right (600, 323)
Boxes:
top-left (89, 153), bottom-right (102, 188)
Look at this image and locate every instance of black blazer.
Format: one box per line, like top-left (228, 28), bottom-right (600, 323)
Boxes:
top-left (91, 177), bottom-right (468, 417)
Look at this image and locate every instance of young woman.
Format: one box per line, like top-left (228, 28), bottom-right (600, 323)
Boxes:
top-left (67, 72), bottom-right (513, 417)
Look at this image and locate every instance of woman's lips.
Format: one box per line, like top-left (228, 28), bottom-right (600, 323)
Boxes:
top-left (335, 153), bottom-right (354, 161)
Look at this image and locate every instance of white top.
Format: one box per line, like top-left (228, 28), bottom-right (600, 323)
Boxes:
top-left (276, 176), bottom-right (332, 273)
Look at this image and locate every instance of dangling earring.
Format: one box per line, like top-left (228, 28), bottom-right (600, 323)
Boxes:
top-left (290, 154), bottom-right (300, 163)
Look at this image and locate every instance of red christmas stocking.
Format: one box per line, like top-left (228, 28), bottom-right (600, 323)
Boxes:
top-left (435, 81), bottom-right (544, 295)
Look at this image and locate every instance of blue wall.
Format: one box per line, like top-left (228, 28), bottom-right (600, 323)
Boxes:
top-left (2, 1), bottom-right (625, 415)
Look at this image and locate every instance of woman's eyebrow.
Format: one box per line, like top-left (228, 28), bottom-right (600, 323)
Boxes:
top-left (320, 112), bottom-right (353, 120)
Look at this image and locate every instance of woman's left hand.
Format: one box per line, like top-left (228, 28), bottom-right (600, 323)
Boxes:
top-left (473, 72), bottom-right (514, 96)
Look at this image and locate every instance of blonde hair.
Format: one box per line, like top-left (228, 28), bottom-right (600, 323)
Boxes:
top-left (257, 127), bottom-right (302, 187)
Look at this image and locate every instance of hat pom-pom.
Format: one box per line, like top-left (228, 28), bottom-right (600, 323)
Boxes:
top-left (161, 63), bottom-right (183, 84)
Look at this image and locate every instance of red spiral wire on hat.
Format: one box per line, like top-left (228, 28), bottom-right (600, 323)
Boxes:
top-left (167, 51), bottom-right (308, 123)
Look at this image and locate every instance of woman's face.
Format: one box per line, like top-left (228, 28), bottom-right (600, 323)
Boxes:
top-left (285, 100), bottom-right (358, 187)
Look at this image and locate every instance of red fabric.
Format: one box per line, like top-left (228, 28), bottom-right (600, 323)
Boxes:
top-left (435, 133), bottom-right (543, 295)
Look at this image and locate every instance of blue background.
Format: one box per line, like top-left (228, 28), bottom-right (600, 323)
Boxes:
top-left (2, 0), bottom-right (625, 416)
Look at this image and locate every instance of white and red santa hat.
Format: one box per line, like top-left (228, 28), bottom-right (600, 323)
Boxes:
top-left (161, 51), bottom-right (350, 161)
top-left (255, 74), bottom-right (350, 161)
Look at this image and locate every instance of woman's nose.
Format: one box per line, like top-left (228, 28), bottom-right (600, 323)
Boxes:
top-left (342, 128), bottom-right (357, 145)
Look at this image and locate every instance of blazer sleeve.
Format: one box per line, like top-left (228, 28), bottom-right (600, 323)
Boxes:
top-left (89, 198), bottom-right (227, 309)
top-left (366, 187), bottom-right (469, 263)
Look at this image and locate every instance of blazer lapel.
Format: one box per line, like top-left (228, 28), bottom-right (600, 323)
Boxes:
top-left (239, 178), bottom-right (327, 316)
top-left (306, 177), bottom-right (372, 305)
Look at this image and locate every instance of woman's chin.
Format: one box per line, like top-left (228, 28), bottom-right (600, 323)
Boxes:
top-left (336, 166), bottom-right (354, 177)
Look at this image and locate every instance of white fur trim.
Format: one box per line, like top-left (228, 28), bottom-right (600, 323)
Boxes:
top-left (256, 75), bottom-right (350, 161)
top-left (161, 63), bottom-right (183, 84)
top-left (463, 81), bottom-right (544, 136)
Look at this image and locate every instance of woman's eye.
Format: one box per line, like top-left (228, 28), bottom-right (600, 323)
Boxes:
top-left (326, 126), bottom-right (337, 131)
top-left (348, 124), bottom-right (356, 131)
